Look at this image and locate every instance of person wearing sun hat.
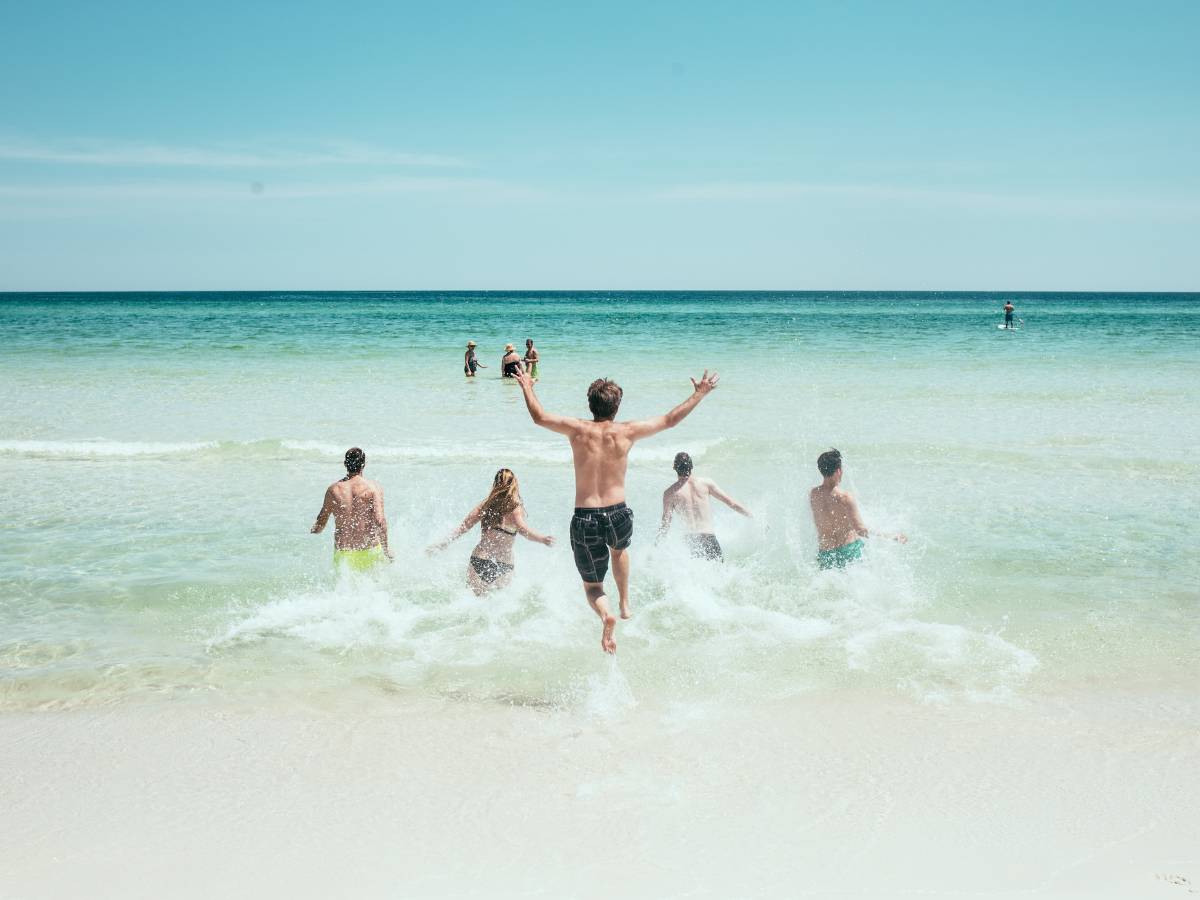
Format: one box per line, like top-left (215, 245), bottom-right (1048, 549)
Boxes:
top-left (501, 343), bottom-right (524, 378)
top-left (463, 340), bottom-right (486, 377)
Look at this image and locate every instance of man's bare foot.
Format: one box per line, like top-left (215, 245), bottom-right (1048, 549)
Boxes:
top-left (619, 599), bottom-right (632, 620)
top-left (601, 614), bottom-right (617, 654)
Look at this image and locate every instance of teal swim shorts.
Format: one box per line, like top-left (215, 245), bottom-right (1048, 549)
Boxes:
top-left (817, 538), bottom-right (864, 570)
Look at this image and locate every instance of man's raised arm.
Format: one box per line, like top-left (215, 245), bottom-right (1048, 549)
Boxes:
top-left (514, 368), bottom-right (577, 435)
top-left (627, 370), bottom-right (720, 441)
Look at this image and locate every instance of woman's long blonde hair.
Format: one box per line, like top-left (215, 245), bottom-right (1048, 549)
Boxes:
top-left (481, 468), bottom-right (521, 529)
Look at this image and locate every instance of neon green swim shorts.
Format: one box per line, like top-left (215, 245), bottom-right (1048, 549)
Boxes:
top-left (817, 538), bottom-right (864, 570)
top-left (333, 545), bottom-right (387, 572)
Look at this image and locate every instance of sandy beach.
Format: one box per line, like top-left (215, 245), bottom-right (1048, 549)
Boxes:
top-left (3, 684), bottom-right (1197, 899)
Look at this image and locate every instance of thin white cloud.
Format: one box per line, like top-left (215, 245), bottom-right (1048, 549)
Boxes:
top-left (0, 175), bottom-right (541, 203)
top-left (653, 180), bottom-right (1200, 218)
top-left (0, 138), bottom-right (468, 169)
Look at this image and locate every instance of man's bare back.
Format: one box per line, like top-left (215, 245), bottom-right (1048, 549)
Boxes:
top-left (567, 421), bottom-right (636, 507)
top-left (320, 477), bottom-right (388, 550)
top-left (808, 484), bottom-right (865, 551)
top-left (662, 477), bottom-right (721, 533)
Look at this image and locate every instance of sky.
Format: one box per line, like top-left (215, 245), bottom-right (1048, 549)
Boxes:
top-left (1, 0), bottom-right (1197, 290)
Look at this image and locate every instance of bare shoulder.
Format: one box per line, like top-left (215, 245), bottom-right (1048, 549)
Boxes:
top-left (832, 487), bottom-right (856, 505)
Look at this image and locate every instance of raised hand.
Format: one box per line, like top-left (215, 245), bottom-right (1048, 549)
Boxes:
top-left (691, 370), bottom-right (720, 395)
top-left (514, 367), bottom-right (533, 389)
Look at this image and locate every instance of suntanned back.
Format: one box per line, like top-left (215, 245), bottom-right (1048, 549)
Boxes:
top-left (327, 478), bottom-right (385, 550)
top-left (666, 477), bottom-right (717, 532)
top-left (568, 421), bottom-right (636, 507)
top-left (809, 485), bottom-right (859, 550)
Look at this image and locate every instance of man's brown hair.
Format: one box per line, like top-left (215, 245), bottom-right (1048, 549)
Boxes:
top-left (587, 378), bottom-right (623, 420)
top-left (345, 447), bottom-right (366, 475)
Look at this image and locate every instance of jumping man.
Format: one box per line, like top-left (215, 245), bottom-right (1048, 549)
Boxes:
top-left (514, 368), bottom-right (720, 653)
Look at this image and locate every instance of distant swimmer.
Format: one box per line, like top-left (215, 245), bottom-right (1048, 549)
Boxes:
top-left (310, 447), bottom-right (393, 571)
top-left (523, 338), bottom-right (540, 380)
top-left (464, 341), bottom-right (487, 377)
top-left (809, 448), bottom-right (905, 570)
top-left (515, 366), bottom-right (720, 653)
top-left (1003, 301), bottom-right (1016, 329)
top-left (657, 451), bottom-right (751, 561)
top-left (426, 468), bottom-right (555, 596)
top-left (501, 343), bottom-right (524, 378)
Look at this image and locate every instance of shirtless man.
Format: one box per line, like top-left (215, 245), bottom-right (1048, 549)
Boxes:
top-left (657, 451), bottom-right (750, 561)
top-left (1003, 301), bottom-right (1016, 329)
top-left (809, 448), bottom-right (905, 570)
top-left (310, 447), bottom-right (393, 571)
top-left (523, 338), bottom-right (540, 380)
top-left (514, 368), bottom-right (720, 653)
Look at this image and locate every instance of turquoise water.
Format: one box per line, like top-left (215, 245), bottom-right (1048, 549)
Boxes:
top-left (1, 292), bottom-right (1197, 710)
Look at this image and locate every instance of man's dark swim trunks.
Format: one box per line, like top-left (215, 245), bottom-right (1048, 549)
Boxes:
top-left (569, 503), bottom-right (633, 582)
top-left (685, 532), bottom-right (723, 561)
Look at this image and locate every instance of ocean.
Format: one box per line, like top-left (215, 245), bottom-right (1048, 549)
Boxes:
top-left (2, 291), bottom-right (1198, 897)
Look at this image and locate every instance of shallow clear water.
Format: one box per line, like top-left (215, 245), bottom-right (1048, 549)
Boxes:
top-left (1, 291), bottom-right (1197, 711)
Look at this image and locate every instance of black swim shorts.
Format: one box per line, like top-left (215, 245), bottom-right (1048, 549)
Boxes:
top-left (685, 532), bottom-right (723, 562)
top-left (569, 503), bottom-right (634, 583)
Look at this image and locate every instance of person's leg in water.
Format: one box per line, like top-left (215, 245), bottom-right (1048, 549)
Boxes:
top-left (611, 547), bottom-right (632, 619)
top-left (584, 582), bottom-right (617, 653)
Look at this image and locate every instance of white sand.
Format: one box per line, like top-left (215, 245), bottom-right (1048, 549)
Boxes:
top-left (2, 689), bottom-right (1197, 899)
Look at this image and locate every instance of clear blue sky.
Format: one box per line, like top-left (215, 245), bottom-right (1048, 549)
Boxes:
top-left (2, 0), bottom-right (1197, 290)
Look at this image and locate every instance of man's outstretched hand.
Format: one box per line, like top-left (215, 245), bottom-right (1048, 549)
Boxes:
top-left (691, 370), bottom-right (720, 395)
top-left (514, 368), bottom-right (534, 389)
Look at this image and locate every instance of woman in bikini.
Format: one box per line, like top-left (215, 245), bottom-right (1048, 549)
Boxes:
top-left (426, 468), bottom-right (555, 595)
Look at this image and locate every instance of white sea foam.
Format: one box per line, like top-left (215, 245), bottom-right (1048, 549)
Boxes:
top-left (0, 438), bottom-right (219, 457)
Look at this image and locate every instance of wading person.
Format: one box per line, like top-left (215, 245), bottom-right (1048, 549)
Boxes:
top-left (426, 468), bottom-right (555, 596)
top-left (523, 338), bottom-right (540, 381)
top-left (809, 448), bottom-right (905, 570)
top-left (657, 451), bottom-right (751, 561)
top-left (310, 447), bottom-right (393, 571)
top-left (515, 367), bottom-right (720, 653)
top-left (464, 341), bottom-right (486, 377)
top-left (501, 344), bottom-right (524, 378)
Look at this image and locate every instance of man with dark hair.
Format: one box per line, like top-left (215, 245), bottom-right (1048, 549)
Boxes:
top-left (311, 447), bottom-right (393, 571)
top-left (809, 448), bottom-right (905, 569)
top-left (514, 368), bottom-right (720, 653)
top-left (657, 451), bottom-right (751, 561)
